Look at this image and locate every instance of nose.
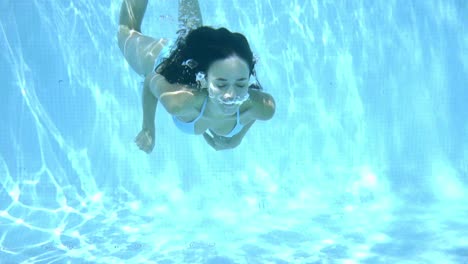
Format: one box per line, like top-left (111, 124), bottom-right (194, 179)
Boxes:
top-left (223, 87), bottom-right (236, 100)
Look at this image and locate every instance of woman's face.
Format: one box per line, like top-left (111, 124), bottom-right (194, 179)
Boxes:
top-left (206, 55), bottom-right (250, 114)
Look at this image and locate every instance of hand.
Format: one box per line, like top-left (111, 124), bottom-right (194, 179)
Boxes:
top-left (203, 132), bottom-right (241, 151)
top-left (135, 127), bottom-right (155, 153)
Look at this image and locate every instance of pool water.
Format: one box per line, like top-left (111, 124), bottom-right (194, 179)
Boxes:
top-left (1, 0), bottom-right (467, 263)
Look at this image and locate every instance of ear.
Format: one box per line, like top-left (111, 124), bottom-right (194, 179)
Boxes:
top-left (200, 79), bottom-right (208, 89)
top-left (196, 71), bottom-right (207, 89)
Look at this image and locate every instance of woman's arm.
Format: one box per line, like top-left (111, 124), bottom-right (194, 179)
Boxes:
top-left (247, 89), bottom-right (276, 121)
top-left (147, 72), bottom-right (201, 116)
top-left (134, 73), bottom-right (158, 153)
top-left (202, 90), bottom-right (275, 151)
top-left (203, 121), bottom-right (256, 151)
top-left (135, 70), bottom-right (198, 154)
top-left (142, 74), bottom-right (158, 131)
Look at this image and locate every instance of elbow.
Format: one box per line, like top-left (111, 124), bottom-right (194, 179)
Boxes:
top-left (260, 95), bottom-right (276, 121)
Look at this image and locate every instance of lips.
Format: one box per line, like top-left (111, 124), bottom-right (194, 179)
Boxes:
top-left (222, 103), bottom-right (237, 108)
top-left (220, 100), bottom-right (239, 105)
top-left (210, 93), bottom-right (250, 106)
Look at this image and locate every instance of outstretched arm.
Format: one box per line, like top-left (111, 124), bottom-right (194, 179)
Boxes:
top-left (118, 0), bottom-right (165, 153)
top-left (134, 73), bottom-right (158, 153)
top-left (178, 0), bottom-right (203, 35)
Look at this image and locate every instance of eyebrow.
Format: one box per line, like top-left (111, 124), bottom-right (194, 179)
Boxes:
top-left (215, 78), bottom-right (248, 82)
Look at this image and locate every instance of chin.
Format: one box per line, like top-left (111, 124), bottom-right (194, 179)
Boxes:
top-left (222, 104), bottom-right (238, 114)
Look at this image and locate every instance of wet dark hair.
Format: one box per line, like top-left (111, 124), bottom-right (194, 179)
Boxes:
top-left (156, 26), bottom-right (262, 89)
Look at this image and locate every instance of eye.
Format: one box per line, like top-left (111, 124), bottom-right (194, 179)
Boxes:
top-left (217, 84), bottom-right (227, 88)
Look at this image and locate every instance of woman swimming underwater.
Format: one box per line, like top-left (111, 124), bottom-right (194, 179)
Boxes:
top-left (117, 0), bottom-right (275, 152)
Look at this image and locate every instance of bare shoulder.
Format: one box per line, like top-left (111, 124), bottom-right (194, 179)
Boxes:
top-left (145, 72), bottom-right (203, 115)
top-left (246, 89), bottom-right (276, 121)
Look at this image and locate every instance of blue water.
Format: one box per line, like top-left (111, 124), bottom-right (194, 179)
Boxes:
top-left (1, 0), bottom-right (467, 263)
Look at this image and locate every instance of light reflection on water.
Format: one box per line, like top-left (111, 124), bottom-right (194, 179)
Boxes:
top-left (0, 0), bottom-right (467, 263)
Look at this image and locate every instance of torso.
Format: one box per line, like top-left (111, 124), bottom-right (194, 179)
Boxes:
top-left (174, 89), bottom-right (253, 136)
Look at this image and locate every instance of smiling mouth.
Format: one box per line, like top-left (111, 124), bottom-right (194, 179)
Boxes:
top-left (221, 104), bottom-right (237, 110)
top-left (221, 101), bottom-right (239, 106)
top-left (211, 93), bottom-right (250, 106)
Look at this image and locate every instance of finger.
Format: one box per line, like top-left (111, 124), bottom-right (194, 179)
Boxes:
top-left (136, 139), bottom-right (147, 150)
top-left (214, 137), bottom-right (229, 148)
top-left (202, 132), bottom-right (211, 140)
top-left (136, 138), bottom-right (146, 148)
top-left (137, 135), bottom-right (149, 145)
top-left (139, 144), bottom-right (149, 153)
top-left (203, 132), bottom-right (214, 145)
top-left (203, 132), bottom-right (219, 149)
top-left (142, 131), bottom-right (153, 145)
top-left (146, 143), bottom-right (153, 153)
top-left (146, 141), bottom-right (155, 153)
top-left (134, 134), bottom-right (141, 143)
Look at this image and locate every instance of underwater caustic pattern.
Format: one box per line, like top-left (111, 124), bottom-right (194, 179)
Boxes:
top-left (1, 0), bottom-right (467, 263)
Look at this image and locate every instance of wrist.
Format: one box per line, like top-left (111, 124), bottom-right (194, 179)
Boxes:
top-left (142, 120), bottom-right (155, 131)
